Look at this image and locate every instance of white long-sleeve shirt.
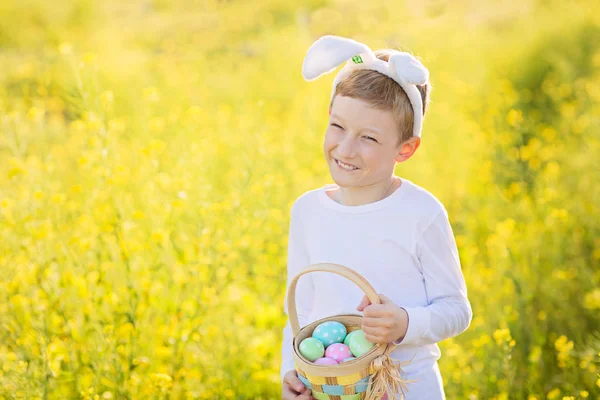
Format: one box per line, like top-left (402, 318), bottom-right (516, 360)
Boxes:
top-left (280, 177), bottom-right (473, 400)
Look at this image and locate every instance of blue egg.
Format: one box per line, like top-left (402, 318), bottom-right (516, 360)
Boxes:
top-left (312, 321), bottom-right (347, 347)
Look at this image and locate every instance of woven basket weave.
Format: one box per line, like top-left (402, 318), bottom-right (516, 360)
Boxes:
top-left (287, 263), bottom-right (412, 400)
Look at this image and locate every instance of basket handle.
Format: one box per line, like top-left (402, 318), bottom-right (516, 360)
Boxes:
top-left (287, 263), bottom-right (381, 336)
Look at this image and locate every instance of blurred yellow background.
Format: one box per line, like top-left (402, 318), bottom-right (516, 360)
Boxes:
top-left (0, 0), bottom-right (599, 399)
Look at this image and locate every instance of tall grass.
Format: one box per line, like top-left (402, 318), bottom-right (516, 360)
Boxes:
top-left (0, 0), bottom-right (598, 398)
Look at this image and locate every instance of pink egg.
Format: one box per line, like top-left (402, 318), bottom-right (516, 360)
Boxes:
top-left (325, 343), bottom-right (353, 362)
top-left (314, 357), bottom-right (339, 365)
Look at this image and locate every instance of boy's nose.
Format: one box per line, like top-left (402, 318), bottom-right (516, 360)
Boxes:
top-left (337, 138), bottom-right (357, 158)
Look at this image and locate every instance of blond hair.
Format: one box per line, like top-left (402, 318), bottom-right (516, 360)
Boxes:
top-left (329, 50), bottom-right (432, 147)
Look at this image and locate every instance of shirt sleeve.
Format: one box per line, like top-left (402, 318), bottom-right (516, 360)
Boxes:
top-left (393, 209), bottom-right (473, 346)
top-left (280, 201), bottom-right (315, 382)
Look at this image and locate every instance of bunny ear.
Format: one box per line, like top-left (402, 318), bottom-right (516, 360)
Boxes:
top-left (302, 35), bottom-right (373, 81)
top-left (388, 52), bottom-right (429, 85)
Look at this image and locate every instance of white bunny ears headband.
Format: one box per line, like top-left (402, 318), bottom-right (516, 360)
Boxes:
top-left (301, 35), bottom-right (430, 138)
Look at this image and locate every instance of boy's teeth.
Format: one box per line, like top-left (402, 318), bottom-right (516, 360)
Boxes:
top-left (337, 159), bottom-right (357, 170)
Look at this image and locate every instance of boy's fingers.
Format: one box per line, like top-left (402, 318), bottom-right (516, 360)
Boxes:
top-left (281, 385), bottom-right (295, 399)
top-left (290, 378), bottom-right (305, 393)
top-left (378, 293), bottom-right (391, 303)
top-left (283, 371), bottom-right (306, 393)
top-left (282, 384), bottom-right (307, 400)
top-left (357, 295), bottom-right (371, 311)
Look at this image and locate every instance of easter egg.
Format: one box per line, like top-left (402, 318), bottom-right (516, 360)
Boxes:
top-left (348, 330), bottom-right (375, 357)
top-left (325, 343), bottom-right (353, 362)
top-left (299, 337), bottom-right (325, 361)
top-left (342, 356), bottom-right (356, 362)
top-left (343, 330), bottom-right (359, 346)
top-left (312, 321), bottom-right (347, 347)
top-left (314, 357), bottom-right (339, 365)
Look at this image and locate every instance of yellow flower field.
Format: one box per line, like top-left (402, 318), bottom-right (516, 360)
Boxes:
top-left (0, 0), bottom-right (598, 398)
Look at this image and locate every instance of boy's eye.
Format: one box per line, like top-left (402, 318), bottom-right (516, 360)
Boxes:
top-left (330, 124), bottom-right (378, 142)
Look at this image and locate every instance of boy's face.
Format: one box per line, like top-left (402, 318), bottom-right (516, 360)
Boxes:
top-left (324, 95), bottom-right (417, 188)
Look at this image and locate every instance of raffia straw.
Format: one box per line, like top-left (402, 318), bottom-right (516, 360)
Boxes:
top-left (363, 349), bottom-right (417, 400)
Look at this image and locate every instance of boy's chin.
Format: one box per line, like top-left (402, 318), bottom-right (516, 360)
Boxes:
top-left (330, 175), bottom-right (361, 187)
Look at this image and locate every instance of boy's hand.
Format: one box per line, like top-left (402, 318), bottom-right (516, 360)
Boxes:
top-left (282, 370), bottom-right (315, 400)
top-left (356, 293), bottom-right (409, 344)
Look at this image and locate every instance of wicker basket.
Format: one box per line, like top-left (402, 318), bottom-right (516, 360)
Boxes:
top-left (287, 263), bottom-right (413, 400)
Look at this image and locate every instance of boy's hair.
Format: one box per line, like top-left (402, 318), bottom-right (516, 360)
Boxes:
top-left (329, 49), bottom-right (432, 148)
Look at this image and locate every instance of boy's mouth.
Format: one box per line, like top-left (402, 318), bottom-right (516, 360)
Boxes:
top-left (335, 158), bottom-right (359, 171)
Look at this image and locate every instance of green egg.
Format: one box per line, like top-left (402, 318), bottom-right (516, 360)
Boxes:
top-left (299, 337), bottom-right (325, 362)
top-left (343, 330), bottom-right (359, 346)
top-left (348, 330), bottom-right (375, 358)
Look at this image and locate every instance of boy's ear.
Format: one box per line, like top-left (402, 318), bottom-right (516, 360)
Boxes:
top-left (395, 137), bottom-right (421, 163)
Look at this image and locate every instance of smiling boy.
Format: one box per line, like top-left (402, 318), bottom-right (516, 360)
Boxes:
top-left (281, 36), bottom-right (472, 400)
